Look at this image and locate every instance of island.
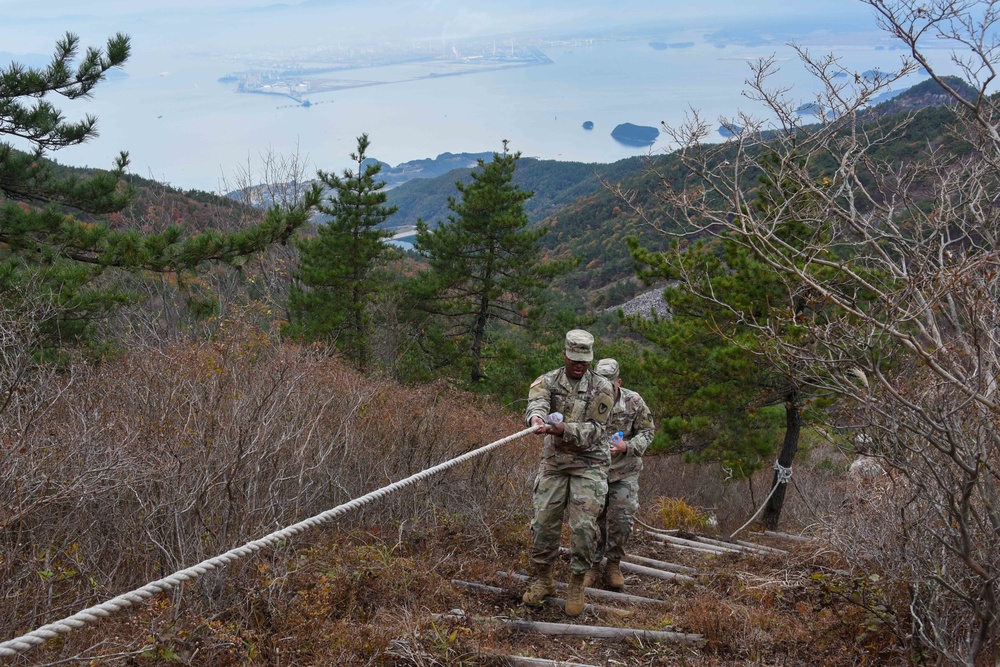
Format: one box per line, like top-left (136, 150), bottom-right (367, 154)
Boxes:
top-left (718, 124), bottom-right (743, 138)
top-left (611, 122), bottom-right (659, 147)
top-left (582, 120), bottom-right (594, 130)
top-left (649, 41), bottom-right (696, 50)
top-left (795, 102), bottom-right (825, 116)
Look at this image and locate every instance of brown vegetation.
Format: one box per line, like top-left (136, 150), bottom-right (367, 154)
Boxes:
top-left (1, 317), bottom-right (925, 666)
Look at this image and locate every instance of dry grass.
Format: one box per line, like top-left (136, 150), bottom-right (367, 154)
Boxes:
top-left (651, 498), bottom-right (715, 532)
top-left (1, 329), bottom-right (923, 666)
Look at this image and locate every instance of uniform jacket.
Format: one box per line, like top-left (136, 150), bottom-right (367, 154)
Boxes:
top-left (606, 386), bottom-right (655, 483)
top-left (525, 367), bottom-right (615, 471)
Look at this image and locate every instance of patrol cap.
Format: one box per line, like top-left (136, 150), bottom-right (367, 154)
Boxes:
top-left (564, 329), bottom-right (595, 362)
top-left (595, 358), bottom-right (620, 381)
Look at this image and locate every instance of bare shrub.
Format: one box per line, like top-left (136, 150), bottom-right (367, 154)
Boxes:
top-left (611, 3), bottom-right (1000, 660)
top-left (0, 315), bottom-right (531, 653)
top-left (639, 453), bottom-right (836, 535)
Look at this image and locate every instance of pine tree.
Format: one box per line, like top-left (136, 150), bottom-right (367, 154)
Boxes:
top-left (412, 148), bottom-right (567, 384)
top-left (287, 134), bottom-right (397, 368)
top-left (0, 33), bottom-right (321, 356)
top-left (627, 156), bottom-right (841, 529)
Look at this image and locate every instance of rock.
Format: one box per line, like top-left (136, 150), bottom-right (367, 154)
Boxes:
top-left (603, 287), bottom-right (671, 319)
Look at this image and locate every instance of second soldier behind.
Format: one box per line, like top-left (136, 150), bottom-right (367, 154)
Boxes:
top-left (585, 358), bottom-right (655, 590)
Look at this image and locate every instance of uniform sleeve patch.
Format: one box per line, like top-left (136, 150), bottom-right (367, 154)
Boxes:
top-left (530, 376), bottom-right (544, 389)
top-left (588, 393), bottom-right (615, 422)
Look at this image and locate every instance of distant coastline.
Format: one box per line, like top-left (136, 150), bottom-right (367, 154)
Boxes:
top-left (222, 44), bottom-right (555, 104)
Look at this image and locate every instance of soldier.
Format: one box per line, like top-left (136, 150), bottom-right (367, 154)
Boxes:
top-left (522, 329), bottom-right (615, 616)
top-left (584, 358), bottom-right (655, 591)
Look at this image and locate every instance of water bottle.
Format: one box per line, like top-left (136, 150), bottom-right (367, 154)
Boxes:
top-left (547, 412), bottom-right (563, 425)
top-left (611, 431), bottom-right (624, 444)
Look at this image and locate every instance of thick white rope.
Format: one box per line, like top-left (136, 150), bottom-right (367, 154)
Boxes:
top-left (727, 461), bottom-right (792, 541)
top-left (0, 426), bottom-right (536, 659)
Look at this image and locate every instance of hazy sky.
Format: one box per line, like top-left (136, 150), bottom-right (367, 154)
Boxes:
top-left (0, 1), bottom-right (892, 83)
top-left (1, 1), bottom-right (882, 54)
top-left (0, 0), bottom-right (874, 21)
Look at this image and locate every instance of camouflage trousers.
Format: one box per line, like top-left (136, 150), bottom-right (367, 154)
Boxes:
top-left (528, 466), bottom-right (608, 575)
top-left (595, 474), bottom-right (640, 563)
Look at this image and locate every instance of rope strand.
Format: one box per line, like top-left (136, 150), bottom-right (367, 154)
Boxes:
top-left (0, 426), bottom-right (535, 659)
top-left (727, 461), bottom-right (792, 541)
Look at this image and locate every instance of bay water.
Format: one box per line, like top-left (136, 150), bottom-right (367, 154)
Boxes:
top-left (33, 35), bottom-right (940, 193)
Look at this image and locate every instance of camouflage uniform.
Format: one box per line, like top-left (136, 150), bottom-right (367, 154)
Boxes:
top-left (595, 385), bottom-right (655, 563)
top-left (524, 367), bottom-right (615, 574)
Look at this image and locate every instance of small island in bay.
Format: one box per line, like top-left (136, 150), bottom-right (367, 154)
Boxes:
top-left (718, 124), bottom-right (743, 138)
top-left (795, 102), bottom-right (826, 116)
top-left (611, 122), bottom-right (659, 147)
top-left (582, 120), bottom-right (594, 130)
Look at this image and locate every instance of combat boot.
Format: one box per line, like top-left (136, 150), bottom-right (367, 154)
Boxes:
top-left (582, 563), bottom-right (601, 589)
top-left (522, 566), bottom-right (556, 606)
top-left (565, 573), bottom-right (586, 616)
top-left (605, 560), bottom-right (625, 590)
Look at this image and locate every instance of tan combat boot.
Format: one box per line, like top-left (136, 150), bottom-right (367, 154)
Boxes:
top-left (605, 560), bottom-right (625, 590)
top-left (582, 563), bottom-right (601, 589)
top-left (565, 573), bottom-right (586, 616)
top-left (522, 566), bottom-right (556, 606)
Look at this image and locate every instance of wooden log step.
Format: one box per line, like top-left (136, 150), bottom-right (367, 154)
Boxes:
top-left (658, 533), bottom-right (743, 554)
top-left (498, 571), bottom-right (669, 607)
top-left (762, 530), bottom-right (813, 543)
top-left (625, 553), bottom-right (700, 576)
top-left (450, 579), bottom-right (631, 616)
top-left (734, 539), bottom-right (789, 556)
top-left (434, 613), bottom-right (704, 646)
top-left (497, 656), bottom-right (601, 667)
top-left (638, 525), bottom-right (681, 537)
top-left (691, 534), bottom-right (781, 556)
top-left (644, 533), bottom-right (725, 556)
top-left (622, 559), bottom-right (697, 583)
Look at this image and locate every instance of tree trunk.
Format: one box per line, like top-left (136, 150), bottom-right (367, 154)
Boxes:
top-left (762, 393), bottom-right (800, 530)
top-left (469, 285), bottom-right (492, 383)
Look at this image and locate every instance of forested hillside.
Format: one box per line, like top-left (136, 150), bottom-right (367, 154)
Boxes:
top-left (384, 155), bottom-right (645, 230)
top-left (382, 78), bottom-right (972, 313)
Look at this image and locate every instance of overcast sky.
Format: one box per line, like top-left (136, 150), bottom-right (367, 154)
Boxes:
top-left (1, 1), bottom-right (882, 56)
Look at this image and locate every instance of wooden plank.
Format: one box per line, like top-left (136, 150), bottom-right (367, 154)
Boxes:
top-left (762, 530), bottom-right (813, 543)
top-left (645, 534), bottom-right (725, 556)
top-left (434, 613), bottom-right (705, 647)
top-left (621, 560), bottom-right (697, 583)
top-left (625, 553), bottom-right (700, 576)
top-left (734, 539), bottom-right (789, 556)
top-left (499, 656), bottom-right (601, 667)
top-left (497, 571), bottom-right (669, 607)
top-left (694, 534), bottom-right (781, 556)
top-left (659, 534), bottom-right (742, 554)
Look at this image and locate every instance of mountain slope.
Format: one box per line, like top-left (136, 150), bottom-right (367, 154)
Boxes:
top-left (383, 155), bottom-right (646, 230)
